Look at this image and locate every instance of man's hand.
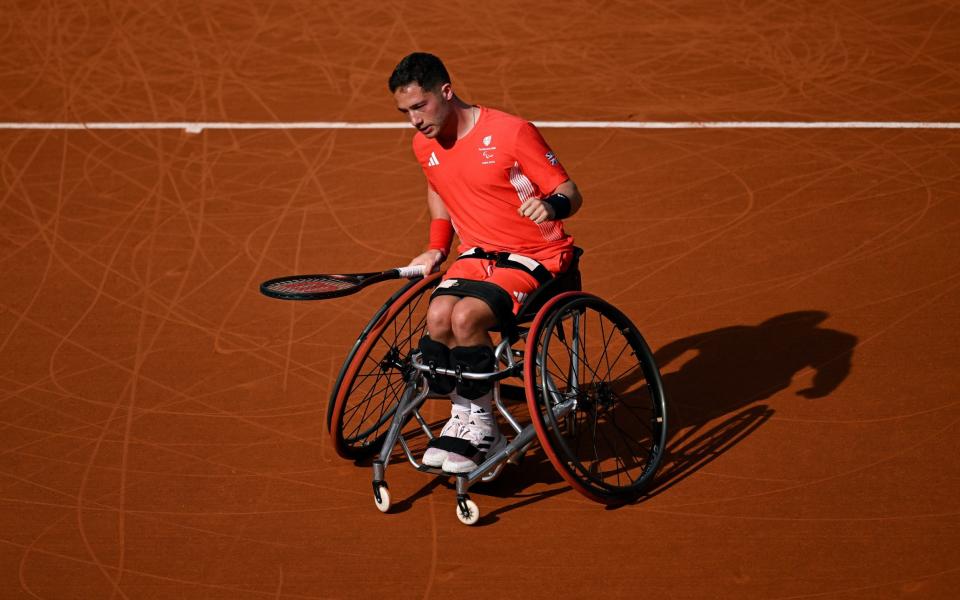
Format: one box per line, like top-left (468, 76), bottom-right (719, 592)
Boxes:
top-left (518, 197), bottom-right (555, 224)
top-left (408, 249), bottom-right (446, 274)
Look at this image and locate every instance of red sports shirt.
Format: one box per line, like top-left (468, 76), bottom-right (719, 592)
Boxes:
top-left (412, 106), bottom-right (574, 268)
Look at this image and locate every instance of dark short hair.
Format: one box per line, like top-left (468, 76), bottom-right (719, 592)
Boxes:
top-left (388, 53), bottom-right (451, 93)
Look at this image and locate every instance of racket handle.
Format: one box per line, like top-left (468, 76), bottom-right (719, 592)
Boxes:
top-left (396, 265), bottom-right (427, 279)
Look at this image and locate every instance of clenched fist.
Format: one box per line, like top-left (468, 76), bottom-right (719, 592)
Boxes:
top-left (517, 197), bottom-right (555, 224)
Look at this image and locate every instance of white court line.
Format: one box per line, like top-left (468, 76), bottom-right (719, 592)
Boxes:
top-left (0, 121), bottom-right (959, 133)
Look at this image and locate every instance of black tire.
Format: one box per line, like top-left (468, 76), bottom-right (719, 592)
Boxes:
top-left (525, 292), bottom-right (668, 503)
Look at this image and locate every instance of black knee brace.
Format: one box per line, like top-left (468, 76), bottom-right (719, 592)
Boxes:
top-left (450, 345), bottom-right (496, 400)
top-left (418, 336), bottom-right (456, 394)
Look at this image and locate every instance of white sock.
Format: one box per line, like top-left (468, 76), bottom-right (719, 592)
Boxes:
top-left (449, 392), bottom-right (471, 415)
top-left (468, 391), bottom-right (494, 423)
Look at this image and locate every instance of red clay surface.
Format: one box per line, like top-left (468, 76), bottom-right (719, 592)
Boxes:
top-left (2, 2), bottom-right (959, 599)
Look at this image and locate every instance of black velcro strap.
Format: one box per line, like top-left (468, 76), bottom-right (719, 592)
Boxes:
top-left (418, 336), bottom-right (456, 395)
top-left (426, 436), bottom-right (480, 459)
top-left (451, 345), bottom-right (496, 400)
top-left (450, 344), bottom-right (495, 372)
top-left (419, 336), bottom-right (450, 364)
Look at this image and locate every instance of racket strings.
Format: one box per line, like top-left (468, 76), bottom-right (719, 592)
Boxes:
top-left (267, 276), bottom-right (358, 294)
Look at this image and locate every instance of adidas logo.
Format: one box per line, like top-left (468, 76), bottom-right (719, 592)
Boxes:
top-left (513, 291), bottom-right (528, 304)
top-left (428, 152), bottom-right (440, 167)
top-left (437, 279), bottom-right (460, 289)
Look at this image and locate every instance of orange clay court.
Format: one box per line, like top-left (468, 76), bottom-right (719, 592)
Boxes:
top-left (1, 1), bottom-right (959, 599)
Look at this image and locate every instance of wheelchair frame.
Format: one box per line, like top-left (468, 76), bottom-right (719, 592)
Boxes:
top-left (327, 252), bottom-right (668, 525)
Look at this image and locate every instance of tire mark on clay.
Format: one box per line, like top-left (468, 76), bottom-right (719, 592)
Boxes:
top-left (72, 134), bottom-right (176, 600)
top-left (18, 502), bottom-right (81, 600)
top-left (2, 135), bottom-right (339, 455)
top-left (632, 138), bottom-right (960, 330)
top-left (606, 151), bottom-right (758, 304)
top-left (0, 131), bottom-right (66, 357)
top-left (0, 309), bottom-right (365, 497)
top-left (215, 128), bottom-right (340, 355)
top-left (83, 115), bottom-right (328, 596)
top-left (612, 131), bottom-right (931, 308)
top-left (2, 121), bottom-right (140, 598)
top-left (7, 300), bottom-right (331, 452)
top-left (274, 564), bottom-right (284, 600)
top-left (234, 22), bottom-right (405, 256)
top-left (98, 143), bottom-right (179, 600)
top-left (422, 494), bottom-right (438, 600)
top-left (38, 14), bottom-right (177, 578)
top-left (283, 208), bottom-right (308, 391)
top-left (3, 536), bottom-right (337, 599)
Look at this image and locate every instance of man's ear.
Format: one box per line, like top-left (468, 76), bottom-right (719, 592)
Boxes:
top-left (439, 83), bottom-right (454, 101)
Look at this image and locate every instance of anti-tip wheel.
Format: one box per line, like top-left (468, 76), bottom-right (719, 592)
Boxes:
top-left (455, 498), bottom-right (480, 526)
top-left (374, 484), bottom-right (391, 513)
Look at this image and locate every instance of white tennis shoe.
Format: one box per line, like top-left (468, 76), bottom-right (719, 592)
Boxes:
top-left (441, 414), bottom-right (506, 474)
top-left (422, 407), bottom-right (471, 468)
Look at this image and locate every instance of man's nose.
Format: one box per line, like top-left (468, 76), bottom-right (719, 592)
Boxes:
top-left (409, 112), bottom-right (422, 127)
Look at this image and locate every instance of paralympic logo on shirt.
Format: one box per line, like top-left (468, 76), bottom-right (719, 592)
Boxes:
top-left (478, 136), bottom-right (497, 166)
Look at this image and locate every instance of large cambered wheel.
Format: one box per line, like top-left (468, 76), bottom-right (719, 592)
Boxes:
top-left (524, 292), bottom-right (668, 503)
top-left (327, 273), bottom-right (441, 458)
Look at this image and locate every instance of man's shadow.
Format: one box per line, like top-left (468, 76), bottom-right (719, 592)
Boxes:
top-left (649, 310), bottom-right (857, 495)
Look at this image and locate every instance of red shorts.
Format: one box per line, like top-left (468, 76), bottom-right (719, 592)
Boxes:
top-left (435, 248), bottom-right (572, 317)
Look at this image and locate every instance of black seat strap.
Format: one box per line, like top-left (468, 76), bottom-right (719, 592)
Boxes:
top-left (455, 247), bottom-right (553, 286)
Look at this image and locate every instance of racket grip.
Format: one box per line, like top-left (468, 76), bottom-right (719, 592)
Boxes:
top-left (396, 265), bottom-right (427, 279)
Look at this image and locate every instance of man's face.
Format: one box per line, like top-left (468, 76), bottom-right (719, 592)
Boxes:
top-left (394, 83), bottom-right (452, 139)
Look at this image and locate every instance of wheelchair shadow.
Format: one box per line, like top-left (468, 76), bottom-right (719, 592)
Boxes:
top-left (644, 310), bottom-right (857, 498)
top-left (470, 449), bottom-right (572, 525)
top-left (386, 451), bottom-right (571, 525)
top-left (353, 311), bottom-right (856, 521)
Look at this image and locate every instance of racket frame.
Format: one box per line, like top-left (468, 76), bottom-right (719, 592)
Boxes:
top-left (259, 265), bottom-right (426, 301)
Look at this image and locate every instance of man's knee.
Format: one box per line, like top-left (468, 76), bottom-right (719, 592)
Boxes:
top-left (426, 297), bottom-right (456, 340)
top-left (450, 299), bottom-right (495, 340)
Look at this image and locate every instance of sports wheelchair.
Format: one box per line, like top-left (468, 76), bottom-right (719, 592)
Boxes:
top-left (326, 249), bottom-right (668, 525)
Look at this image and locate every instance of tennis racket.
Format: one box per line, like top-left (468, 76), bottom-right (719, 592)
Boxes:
top-left (259, 265), bottom-right (427, 300)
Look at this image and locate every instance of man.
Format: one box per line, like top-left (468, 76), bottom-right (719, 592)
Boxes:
top-left (390, 52), bottom-right (583, 473)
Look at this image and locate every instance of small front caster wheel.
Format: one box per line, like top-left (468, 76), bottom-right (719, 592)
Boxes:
top-left (456, 497), bottom-right (480, 525)
top-left (373, 484), bottom-right (391, 513)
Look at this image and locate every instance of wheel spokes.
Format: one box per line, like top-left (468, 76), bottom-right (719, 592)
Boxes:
top-left (536, 296), bottom-right (665, 496)
top-left (336, 281), bottom-right (434, 451)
